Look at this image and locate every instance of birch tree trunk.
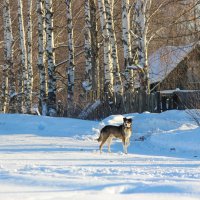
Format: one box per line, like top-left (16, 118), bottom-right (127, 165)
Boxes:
top-left (122, 0), bottom-right (134, 92)
top-left (7, 3), bottom-right (16, 113)
top-left (37, 0), bottom-right (48, 115)
top-left (90, 0), bottom-right (100, 100)
top-left (66, 0), bottom-right (75, 116)
top-left (17, 69), bottom-right (23, 112)
top-left (105, 0), bottom-right (123, 107)
top-left (132, 0), bottom-right (151, 113)
top-left (98, 0), bottom-right (114, 105)
top-left (2, 0), bottom-right (12, 113)
top-left (134, 0), bottom-right (150, 94)
top-left (45, 0), bottom-right (57, 116)
top-left (17, 0), bottom-right (28, 113)
top-left (27, 0), bottom-right (33, 113)
top-left (1, 66), bottom-right (8, 113)
top-left (194, 1), bottom-right (200, 32)
top-left (83, 0), bottom-right (93, 94)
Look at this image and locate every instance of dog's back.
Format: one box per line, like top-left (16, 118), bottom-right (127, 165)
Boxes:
top-left (97, 125), bottom-right (123, 142)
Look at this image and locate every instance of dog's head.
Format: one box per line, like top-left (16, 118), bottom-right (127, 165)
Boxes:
top-left (123, 117), bottom-right (132, 128)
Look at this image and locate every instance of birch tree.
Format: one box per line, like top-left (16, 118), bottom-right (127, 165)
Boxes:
top-left (2, 0), bottom-right (8, 112)
top-left (194, 1), bottom-right (200, 32)
top-left (83, 0), bottom-right (93, 94)
top-left (2, 0), bottom-right (15, 113)
top-left (83, 0), bottom-right (101, 102)
top-left (17, 0), bottom-right (29, 113)
top-left (45, 0), bottom-right (57, 116)
top-left (90, 0), bottom-right (100, 100)
top-left (105, 0), bottom-right (123, 106)
top-left (122, 0), bottom-right (134, 92)
top-left (134, 0), bottom-right (151, 94)
top-left (98, 0), bottom-right (114, 105)
top-left (37, 0), bottom-right (48, 115)
top-left (66, 0), bottom-right (75, 116)
top-left (27, 0), bottom-right (33, 113)
top-left (1, 67), bottom-right (8, 113)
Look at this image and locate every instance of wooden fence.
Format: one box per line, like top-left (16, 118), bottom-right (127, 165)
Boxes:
top-left (79, 90), bottom-right (200, 120)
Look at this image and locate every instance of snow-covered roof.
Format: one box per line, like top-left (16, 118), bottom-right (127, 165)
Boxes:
top-left (149, 43), bottom-right (195, 84)
top-left (129, 44), bottom-right (195, 88)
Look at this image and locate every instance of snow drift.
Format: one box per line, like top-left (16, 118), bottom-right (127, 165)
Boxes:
top-left (0, 110), bottom-right (200, 200)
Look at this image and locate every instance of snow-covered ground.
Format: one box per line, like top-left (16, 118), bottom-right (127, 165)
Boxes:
top-left (0, 110), bottom-right (200, 200)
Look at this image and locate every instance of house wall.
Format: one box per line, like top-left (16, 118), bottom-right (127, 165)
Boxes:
top-left (159, 59), bottom-right (188, 90)
top-left (187, 49), bottom-right (200, 89)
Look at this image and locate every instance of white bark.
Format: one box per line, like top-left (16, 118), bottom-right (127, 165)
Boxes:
top-left (134, 0), bottom-right (151, 93)
top-left (90, 0), bottom-right (100, 100)
top-left (78, 100), bottom-right (101, 119)
top-left (122, 0), bottom-right (134, 92)
top-left (194, 1), bottom-right (200, 32)
top-left (98, 0), bottom-right (114, 104)
top-left (122, 0), bottom-right (132, 65)
top-left (27, 0), bottom-right (33, 113)
top-left (2, 0), bottom-right (11, 113)
top-left (1, 66), bottom-right (8, 113)
top-left (37, 0), bottom-right (48, 115)
top-left (45, 0), bottom-right (57, 116)
top-left (66, 0), bottom-right (75, 116)
top-left (105, 0), bottom-right (123, 98)
top-left (17, 0), bottom-right (28, 112)
top-left (135, 0), bottom-right (146, 69)
top-left (83, 0), bottom-right (92, 92)
top-left (2, 2), bottom-right (15, 112)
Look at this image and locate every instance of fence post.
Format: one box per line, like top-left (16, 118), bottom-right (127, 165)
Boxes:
top-left (173, 93), bottom-right (178, 109)
top-left (168, 96), bottom-right (173, 110)
top-left (135, 92), bottom-right (139, 113)
top-left (156, 92), bottom-right (161, 113)
top-left (162, 96), bottom-right (167, 111)
top-left (150, 93), bottom-right (155, 112)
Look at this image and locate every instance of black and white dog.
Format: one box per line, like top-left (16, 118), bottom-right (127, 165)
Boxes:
top-left (97, 117), bottom-right (132, 154)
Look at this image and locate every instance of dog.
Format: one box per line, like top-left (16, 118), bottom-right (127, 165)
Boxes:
top-left (97, 117), bottom-right (132, 154)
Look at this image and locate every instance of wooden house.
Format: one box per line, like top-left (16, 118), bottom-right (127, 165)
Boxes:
top-left (149, 43), bottom-right (200, 91)
top-left (148, 43), bottom-right (200, 111)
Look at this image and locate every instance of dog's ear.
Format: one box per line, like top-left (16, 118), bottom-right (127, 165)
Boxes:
top-left (123, 117), bottom-right (126, 121)
top-left (128, 118), bottom-right (132, 123)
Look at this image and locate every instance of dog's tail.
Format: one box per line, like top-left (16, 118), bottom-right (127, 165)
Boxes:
top-left (96, 133), bottom-right (102, 142)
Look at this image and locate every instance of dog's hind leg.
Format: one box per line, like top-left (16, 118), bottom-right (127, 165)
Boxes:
top-left (99, 136), bottom-right (109, 153)
top-left (107, 136), bottom-right (113, 153)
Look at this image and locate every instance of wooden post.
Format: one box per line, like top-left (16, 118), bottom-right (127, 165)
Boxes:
top-left (138, 91), bottom-right (143, 113)
top-left (168, 95), bottom-right (173, 110)
top-left (173, 93), bottom-right (178, 109)
top-left (134, 92), bottom-right (139, 113)
top-left (150, 93), bottom-right (155, 112)
top-left (162, 96), bottom-right (167, 111)
top-left (156, 92), bottom-right (161, 113)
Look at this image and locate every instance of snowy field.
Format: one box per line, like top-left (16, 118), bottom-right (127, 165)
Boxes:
top-left (0, 110), bottom-right (200, 200)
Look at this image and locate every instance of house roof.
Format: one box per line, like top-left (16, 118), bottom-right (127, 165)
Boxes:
top-left (129, 43), bottom-right (195, 87)
top-left (149, 43), bottom-right (195, 84)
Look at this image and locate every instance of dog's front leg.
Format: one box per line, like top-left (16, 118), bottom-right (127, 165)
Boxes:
top-left (126, 138), bottom-right (130, 147)
top-left (124, 145), bottom-right (128, 154)
top-left (122, 138), bottom-right (127, 154)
